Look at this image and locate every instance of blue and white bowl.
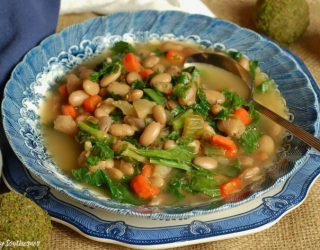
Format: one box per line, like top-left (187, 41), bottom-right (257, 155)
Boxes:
top-left (2, 11), bottom-right (319, 219)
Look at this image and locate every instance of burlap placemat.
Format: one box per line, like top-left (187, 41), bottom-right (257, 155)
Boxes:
top-left (51, 1), bottom-right (320, 249)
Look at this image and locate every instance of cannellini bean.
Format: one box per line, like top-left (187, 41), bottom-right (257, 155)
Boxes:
top-left (193, 156), bottom-right (218, 170)
top-left (239, 156), bottom-right (254, 167)
top-left (217, 117), bottom-right (245, 138)
top-left (107, 81), bottom-right (130, 96)
top-left (211, 104), bottom-right (224, 115)
top-left (179, 83), bottom-right (197, 106)
top-left (83, 79), bottom-right (100, 96)
top-left (118, 161), bottom-right (134, 176)
top-left (127, 89), bottom-right (143, 102)
top-left (153, 82), bottom-right (173, 94)
top-left (161, 42), bottom-right (184, 51)
top-left (54, 115), bottom-right (78, 135)
top-left (165, 65), bottom-right (181, 76)
top-left (163, 140), bottom-right (176, 149)
top-left (123, 116), bottom-right (145, 130)
top-left (100, 65), bottom-right (121, 87)
top-left (107, 168), bottom-right (124, 180)
top-left (98, 116), bottom-right (112, 132)
top-left (240, 166), bottom-right (260, 180)
top-left (152, 105), bottom-right (167, 124)
top-left (68, 90), bottom-right (89, 107)
top-left (152, 64), bottom-right (165, 73)
top-left (112, 140), bottom-right (134, 152)
top-left (66, 74), bottom-right (82, 94)
top-left (126, 71), bottom-right (141, 84)
top-left (204, 89), bottom-right (225, 105)
top-left (239, 57), bottom-right (250, 71)
top-left (150, 73), bottom-right (172, 85)
top-left (258, 135), bottom-right (275, 155)
top-left (255, 151), bottom-right (269, 162)
top-left (139, 122), bottom-right (162, 146)
top-left (142, 55), bottom-right (160, 68)
top-left (149, 175), bottom-right (165, 188)
top-left (109, 124), bottom-right (135, 137)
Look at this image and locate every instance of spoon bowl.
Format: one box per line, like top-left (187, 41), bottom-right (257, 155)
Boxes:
top-left (185, 52), bottom-right (320, 151)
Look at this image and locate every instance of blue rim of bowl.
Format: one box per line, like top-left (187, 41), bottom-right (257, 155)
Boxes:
top-left (1, 10), bottom-right (320, 219)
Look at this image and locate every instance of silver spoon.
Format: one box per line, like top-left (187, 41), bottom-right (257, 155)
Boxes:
top-left (185, 52), bottom-right (320, 151)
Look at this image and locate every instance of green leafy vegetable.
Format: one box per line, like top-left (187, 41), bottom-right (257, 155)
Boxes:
top-left (182, 66), bottom-right (200, 83)
top-left (189, 171), bottom-right (220, 197)
top-left (249, 60), bottom-right (259, 80)
top-left (192, 87), bottom-right (210, 116)
top-left (72, 168), bottom-right (142, 205)
top-left (110, 109), bottom-right (124, 122)
top-left (153, 48), bottom-right (166, 56)
top-left (167, 131), bottom-right (180, 140)
top-left (216, 160), bottom-right (241, 178)
top-left (90, 62), bottom-right (120, 82)
top-left (111, 41), bottom-right (136, 54)
top-left (238, 127), bottom-right (262, 153)
top-left (143, 88), bottom-right (166, 105)
top-left (255, 79), bottom-right (273, 93)
top-left (172, 72), bottom-right (190, 85)
top-left (131, 80), bottom-right (146, 89)
top-left (77, 121), bottom-right (112, 141)
top-left (172, 83), bottom-right (190, 98)
top-left (182, 115), bottom-right (204, 138)
top-left (86, 140), bottom-right (114, 166)
top-left (227, 51), bottom-right (243, 61)
top-left (170, 105), bottom-right (186, 117)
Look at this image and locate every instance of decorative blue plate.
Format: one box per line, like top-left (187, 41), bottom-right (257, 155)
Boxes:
top-left (2, 142), bottom-right (319, 248)
top-left (1, 11), bottom-right (320, 219)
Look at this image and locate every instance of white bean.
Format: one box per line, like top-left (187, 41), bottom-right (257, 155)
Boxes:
top-left (68, 90), bottom-right (89, 107)
top-left (193, 156), bottom-right (218, 170)
top-left (258, 135), bottom-right (275, 155)
top-left (150, 73), bottom-right (172, 85)
top-left (149, 175), bottom-right (164, 188)
top-left (109, 124), bottom-right (136, 137)
top-left (142, 55), bottom-right (160, 68)
top-left (152, 105), bottom-right (167, 124)
top-left (100, 64), bottom-right (121, 87)
top-left (83, 79), bottom-right (100, 96)
top-left (217, 117), bottom-right (245, 138)
top-left (126, 72), bottom-right (141, 84)
top-left (139, 122), bottom-right (161, 146)
top-left (127, 89), bottom-right (143, 102)
top-left (118, 161), bottom-right (134, 176)
top-left (107, 82), bottom-right (130, 96)
top-left (178, 83), bottom-right (197, 106)
top-left (204, 89), bottom-right (225, 105)
top-left (163, 140), bottom-right (176, 149)
top-left (107, 168), bottom-right (124, 180)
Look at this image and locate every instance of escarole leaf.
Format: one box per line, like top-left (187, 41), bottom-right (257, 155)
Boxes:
top-left (182, 115), bottom-right (204, 138)
top-left (237, 126), bottom-right (262, 153)
top-left (90, 61), bottom-right (121, 82)
top-left (192, 87), bottom-right (210, 116)
top-left (111, 41), bottom-right (136, 54)
top-left (72, 168), bottom-right (142, 205)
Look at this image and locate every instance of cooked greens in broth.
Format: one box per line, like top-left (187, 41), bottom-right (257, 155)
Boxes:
top-left (40, 40), bottom-right (288, 206)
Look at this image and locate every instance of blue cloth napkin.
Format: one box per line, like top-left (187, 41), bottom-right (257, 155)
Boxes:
top-left (0, 0), bottom-right (60, 91)
top-left (0, 0), bottom-right (60, 174)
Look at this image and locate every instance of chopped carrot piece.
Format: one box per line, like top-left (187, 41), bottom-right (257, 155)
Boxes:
top-left (58, 84), bottom-right (68, 96)
top-left (220, 177), bottom-right (242, 197)
top-left (139, 69), bottom-right (154, 80)
top-left (61, 105), bottom-right (77, 119)
top-left (233, 107), bottom-right (252, 125)
top-left (141, 164), bottom-right (154, 178)
top-left (211, 134), bottom-right (237, 158)
top-left (166, 50), bottom-right (185, 64)
top-left (122, 52), bottom-right (142, 72)
top-left (131, 175), bottom-right (160, 199)
top-left (82, 95), bottom-right (102, 113)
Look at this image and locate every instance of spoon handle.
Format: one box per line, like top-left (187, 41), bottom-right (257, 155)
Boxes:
top-left (253, 100), bottom-right (320, 151)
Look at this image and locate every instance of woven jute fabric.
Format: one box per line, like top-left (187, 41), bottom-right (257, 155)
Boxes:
top-left (51, 1), bottom-right (320, 249)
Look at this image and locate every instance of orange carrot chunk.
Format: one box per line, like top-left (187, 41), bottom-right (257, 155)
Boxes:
top-left (139, 69), bottom-right (154, 80)
top-left (210, 134), bottom-right (238, 157)
top-left (58, 84), bottom-right (68, 96)
top-left (82, 95), bottom-right (102, 113)
top-left (131, 175), bottom-right (160, 199)
top-left (61, 105), bottom-right (77, 119)
top-left (220, 177), bottom-right (242, 197)
top-left (122, 52), bottom-right (142, 72)
top-left (233, 107), bottom-right (252, 125)
top-left (166, 50), bottom-right (185, 64)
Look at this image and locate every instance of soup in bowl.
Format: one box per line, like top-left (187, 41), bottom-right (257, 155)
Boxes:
top-left (40, 40), bottom-right (288, 207)
top-left (2, 11), bottom-right (317, 219)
